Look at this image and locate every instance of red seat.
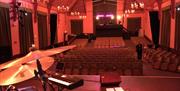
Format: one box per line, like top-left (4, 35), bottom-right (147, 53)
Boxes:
top-left (63, 63), bottom-right (72, 75)
top-left (168, 58), bottom-right (180, 72)
top-left (160, 57), bottom-right (170, 71)
top-left (80, 63), bottom-right (89, 75)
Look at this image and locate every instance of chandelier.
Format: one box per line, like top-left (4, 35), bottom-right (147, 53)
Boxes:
top-left (70, 11), bottom-right (86, 19)
top-left (130, 1), bottom-right (144, 9)
top-left (57, 5), bottom-right (69, 12)
top-left (124, 0), bottom-right (144, 14)
top-left (125, 9), bottom-right (135, 14)
top-left (70, 11), bottom-right (80, 16)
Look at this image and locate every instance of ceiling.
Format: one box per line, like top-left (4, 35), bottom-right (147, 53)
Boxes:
top-left (34, 0), bottom-right (157, 14)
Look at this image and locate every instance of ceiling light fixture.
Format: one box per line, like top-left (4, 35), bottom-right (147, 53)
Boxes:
top-left (131, 1), bottom-right (144, 9)
top-left (125, 0), bottom-right (144, 14)
top-left (57, 5), bottom-right (69, 12)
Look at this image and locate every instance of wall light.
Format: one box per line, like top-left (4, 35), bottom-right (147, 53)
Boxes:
top-left (117, 15), bottom-right (122, 20)
top-left (96, 16), bottom-right (99, 20)
top-left (177, 7), bottom-right (180, 11)
top-left (111, 15), bottom-right (114, 20)
top-left (79, 15), bottom-right (86, 19)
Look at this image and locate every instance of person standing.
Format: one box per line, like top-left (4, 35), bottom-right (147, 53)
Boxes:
top-left (136, 42), bottom-right (143, 60)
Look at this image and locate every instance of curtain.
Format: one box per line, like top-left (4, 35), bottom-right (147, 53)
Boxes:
top-left (149, 11), bottom-right (160, 46)
top-left (0, 7), bottom-right (12, 62)
top-left (175, 6), bottom-right (180, 51)
top-left (0, 7), bottom-right (11, 47)
top-left (160, 9), bottom-right (171, 48)
top-left (50, 14), bottom-right (57, 45)
top-left (19, 11), bottom-right (34, 55)
top-left (38, 13), bottom-right (48, 49)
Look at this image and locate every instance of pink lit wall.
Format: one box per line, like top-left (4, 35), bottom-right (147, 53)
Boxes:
top-left (32, 14), bottom-right (39, 49)
top-left (116, 0), bottom-right (124, 24)
top-left (143, 11), bottom-right (153, 41)
top-left (0, 0), bottom-right (10, 3)
top-left (57, 13), bottom-right (66, 42)
top-left (10, 19), bottom-right (20, 55)
top-left (66, 15), bottom-right (71, 34)
top-left (66, 0), bottom-right (94, 34)
top-left (170, 18), bottom-right (175, 48)
top-left (83, 0), bottom-right (94, 33)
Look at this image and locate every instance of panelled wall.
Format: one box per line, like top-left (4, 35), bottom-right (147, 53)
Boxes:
top-left (0, 0), bottom-right (56, 56)
top-left (159, 0), bottom-right (180, 49)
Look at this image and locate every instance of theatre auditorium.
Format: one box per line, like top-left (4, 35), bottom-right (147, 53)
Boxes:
top-left (0, 0), bottom-right (180, 91)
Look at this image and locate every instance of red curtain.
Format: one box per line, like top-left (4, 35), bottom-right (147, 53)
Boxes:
top-left (171, 0), bottom-right (175, 19)
top-left (157, 0), bottom-right (162, 19)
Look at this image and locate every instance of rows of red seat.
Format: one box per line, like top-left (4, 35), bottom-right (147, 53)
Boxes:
top-left (144, 48), bottom-right (180, 73)
top-left (55, 48), bottom-right (143, 76)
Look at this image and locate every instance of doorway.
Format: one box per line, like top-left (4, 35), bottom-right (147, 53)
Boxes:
top-left (50, 14), bottom-right (57, 45)
top-left (19, 11), bottom-right (34, 55)
top-left (71, 20), bottom-right (83, 34)
top-left (149, 11), bottom-right (160, 47)
top-left (0, 7), bottom-right (12, 63)
top-left (38, 13), bottom-right (48, 49)
top-left (127, 17), bottom-right (141, 36)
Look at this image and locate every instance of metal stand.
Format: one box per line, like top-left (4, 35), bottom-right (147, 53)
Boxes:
top-left (34, 59), bottom-right (55, 91)
top-left (42, 81), bottom-right (47, 91)
top-left (0, 86), bottom-right (2, 91)
top-left (6, 85), bottom-right (18, 91)
top-left (58, 85), bottom-right (64, 91)
top-left (41, 79), bottom-right (55, 91)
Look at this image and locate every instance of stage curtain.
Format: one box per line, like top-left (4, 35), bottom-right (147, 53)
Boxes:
top-left (38, 13), bottom-right (48, 49)
top-left (175, 7), bottom-right (180, 51)
top-left (0, 7), bottom-right (11, 47)
top-left (50, 14), bottom-right (57, 45)
top-left (160, 9), bottom-right (171, 48)
top-left (19, 11), bottom-right (34, 55)
top-left (0, 7), bottom-right (12, 62)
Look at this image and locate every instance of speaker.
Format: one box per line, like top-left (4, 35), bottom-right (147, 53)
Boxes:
top-left (100, 72), bottom-right (121, 87)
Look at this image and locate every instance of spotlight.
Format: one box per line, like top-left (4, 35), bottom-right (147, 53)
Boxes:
top-left (96, 16), bottom-right (99, 20)
top-left (177, 7), bottom-right (180, 11)
top-left (24, 11), bottom-right (28, 16)
top-left (24, 12), bottom-right (28, 16)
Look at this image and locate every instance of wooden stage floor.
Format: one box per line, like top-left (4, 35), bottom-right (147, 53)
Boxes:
top-left (2, 75), bottom-right (180, 91)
